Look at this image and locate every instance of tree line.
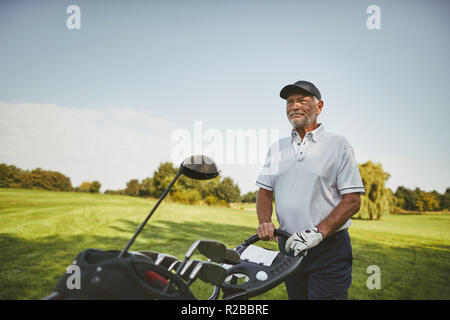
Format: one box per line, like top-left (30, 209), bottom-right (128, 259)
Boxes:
top-left (0, 163), bottom-right (100, 193)
top-left (104, 162), bottom-right (241, 206)
top-left (395, 186), bottom-right (449, 212)
top-left (1, 162), bottom-right (448, 218)
top-left (0, 162), bottom-right (242, 204)
top-left (356, 161), bottom-right (449, 218)
top-left (0, 163), bottom-right (73, 191)
top-left (240, 161), bottom-right (449, 219)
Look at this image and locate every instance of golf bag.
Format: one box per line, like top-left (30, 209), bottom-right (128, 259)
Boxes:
top-left (50, 249), bottom-right (196, 300)
top-left (44, 156), bottom-right (305, 300)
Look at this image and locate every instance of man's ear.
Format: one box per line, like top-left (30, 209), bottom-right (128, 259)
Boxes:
top-left (316, 100), bottom-right (324, 115)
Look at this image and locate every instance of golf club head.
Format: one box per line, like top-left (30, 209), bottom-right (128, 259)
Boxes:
top-left (223, 248), bottom-right (241, 265)
top-left (138, 251), bottom-right (159, 262)
top-left (167, 260), bottom-right (179, 272)
top-left (177, 239), bottom-right (227, 273)
top-left (197, 240), bottom-right (227, 263)
top-left (186, 261), bottom-right (205, 286)
top-left (197, 262), bottom-right (228, 287)
top-left (155, 254), bottom-right (179, 269)
top-left (179, 260), bottom-right (201, 281)
top-left (180, 155), bottom-right (219, 180)
top-left (184, 240), bottom-right (201, 259)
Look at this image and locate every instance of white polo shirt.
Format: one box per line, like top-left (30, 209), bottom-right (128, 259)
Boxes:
top-left (255, 124), bottom-right (365, 234)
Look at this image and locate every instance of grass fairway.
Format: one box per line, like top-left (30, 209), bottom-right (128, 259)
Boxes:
top-left (0, 188), bottom-right (449, 300)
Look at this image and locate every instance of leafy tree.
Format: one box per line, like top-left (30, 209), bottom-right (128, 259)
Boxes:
top-left (178, 174), bottom-right (204, 193)
top-left (198, 177), bottom-right (220, 199)
top-left (395, 186), bottom-right (444, 212)
top-left (201, 176), bottom-right (241, 203)
top-left (218, 177), bottom-right (241, 203)
top-left (416, 189), bottom-right (438, 211)
top-left (0, 163), bottom-right (23, 188)
top-left (441, 187), bottom-right (450, 210)
top-left (139, 177), bottom-right (154, 197)
top-left (90, 181), bottom-right (101, 193)
top-left (151, 162), bottom-right (178, 197)
top-left (356, 161), bottom-right (396, 220)
top-left (78, 182), bottom-right (92, 193)
top-left (124, 179), bottom-right (140, 197)
top-left (205, 195), bottom-right (220, 206)
top-left (241, 191), bottom-right (257, 203)
top-left (395, 186), bottom-right (418, 211)
top-left (19, 171), bottom-right (33, 189)
top-left (171, 189), bottom-right (202, 204)
top-left (76, 181), bottom-right (101, 193)
top-left (28, 168), bottom-right (72, 191)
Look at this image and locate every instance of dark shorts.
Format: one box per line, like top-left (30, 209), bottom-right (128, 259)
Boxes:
top-left (278, 229), bottom-right (353, 300)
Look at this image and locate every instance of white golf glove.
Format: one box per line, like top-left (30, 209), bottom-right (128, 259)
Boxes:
top-left (285, 227), bottom-right (324, 256)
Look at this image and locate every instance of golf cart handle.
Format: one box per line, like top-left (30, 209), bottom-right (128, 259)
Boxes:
top-left (244, 229), bottom-right (291, 245)
top-left (219, 228), bottom-right (305, 300)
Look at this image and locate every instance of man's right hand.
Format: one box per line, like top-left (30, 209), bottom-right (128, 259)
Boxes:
top-left (257, 222), bottom-right (276, 241)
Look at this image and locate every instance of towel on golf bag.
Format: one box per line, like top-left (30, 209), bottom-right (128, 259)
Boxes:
top-left (52, 249), bottom-right (196, 300)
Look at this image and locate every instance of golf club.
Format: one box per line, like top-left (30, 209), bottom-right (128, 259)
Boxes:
top-left (185, 261), bottom-right (227, 287)
top-left (161, 260), bottom-right (203, 294)
top-left (197, 262), bottom-right (228, 287)
top-left (167, 260), bottom-right (179, 272)
top-left (223, 248), bottom-right (241, 265)
top-left (185, 261), bottom-right (205, 287)
top-left (118, 155), bottom-right (219, 258)
top-left (175, 240), bottom-right (227, 274)
top-left (197, 240), bottom-right (228, 262)
top-left (155, 254), bottom-right (179, 269)
top-left (139, 251), bottom-right (159, 261)
top-left (179, 260), bottom-right (201, 281)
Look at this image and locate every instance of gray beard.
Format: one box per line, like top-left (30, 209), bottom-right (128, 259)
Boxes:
top-left (289, 113), bottom-right (316, 130)
top-left (288, 104), bottom-right (317, 130)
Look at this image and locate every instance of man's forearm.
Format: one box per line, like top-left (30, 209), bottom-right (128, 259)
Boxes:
top-left (256, 188), bottom-right (276, 240)
top-left (256, 188), bottom-right (273, 223)
top-left (317, 193), bottom-right (361, 238)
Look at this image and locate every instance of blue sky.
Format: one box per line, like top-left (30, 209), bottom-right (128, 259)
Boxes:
top-left (0, 0), bottom-right (449, 194)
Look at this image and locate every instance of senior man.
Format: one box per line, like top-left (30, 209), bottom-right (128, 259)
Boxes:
top-left (255, 80), bottom-right (365, 300)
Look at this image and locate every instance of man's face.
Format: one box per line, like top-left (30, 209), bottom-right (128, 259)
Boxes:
top-left (286, 92), bottom-right (321, 130)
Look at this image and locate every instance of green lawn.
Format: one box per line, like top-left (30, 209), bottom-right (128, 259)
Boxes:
top-left (0, 188), bottom-right (449, 300)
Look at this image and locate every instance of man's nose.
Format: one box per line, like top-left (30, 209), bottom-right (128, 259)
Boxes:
top-left (291, 103), bottom-right (301, 110)
top-left (292, 103), bottom-right (305, 112)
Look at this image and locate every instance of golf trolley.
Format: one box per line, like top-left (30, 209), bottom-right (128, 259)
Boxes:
top-left (44, 155), bottom-right (306, 300)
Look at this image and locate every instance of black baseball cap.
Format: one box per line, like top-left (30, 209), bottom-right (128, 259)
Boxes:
top-left (280, 80), bottom-right (321, 100)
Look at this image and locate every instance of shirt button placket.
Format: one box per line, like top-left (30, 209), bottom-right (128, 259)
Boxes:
top-left (298, 143), bottom-right (304, 161)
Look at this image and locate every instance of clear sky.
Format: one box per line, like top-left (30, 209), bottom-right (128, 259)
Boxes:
top-left (1, 0), bottom-right (449, 194)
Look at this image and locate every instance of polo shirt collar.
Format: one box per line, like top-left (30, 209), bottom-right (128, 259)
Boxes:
top-left (291, 123), bottom-right (325, 143)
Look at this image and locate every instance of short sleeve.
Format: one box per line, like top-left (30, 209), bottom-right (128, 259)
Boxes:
top-left (255, 146), bottom-right (275, 191)
top-left (336, 143), bottom-right (365, 195)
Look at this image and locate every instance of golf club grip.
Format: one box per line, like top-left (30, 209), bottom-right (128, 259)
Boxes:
top-left (245, 229), bottom-right (291, 245)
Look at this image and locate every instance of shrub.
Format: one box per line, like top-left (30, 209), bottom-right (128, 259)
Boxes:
top-left (171, 189), bottom-right (202, 205)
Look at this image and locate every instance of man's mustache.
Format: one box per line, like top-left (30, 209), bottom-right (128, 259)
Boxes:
top-left (289, 112), bottom-right (306, 117)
